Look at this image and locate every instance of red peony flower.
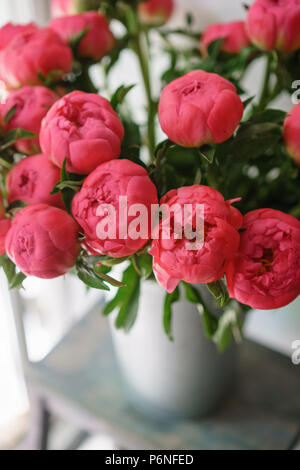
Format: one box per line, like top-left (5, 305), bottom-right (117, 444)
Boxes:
top-left (0, 22), bottom-right (37, 51)
top-left (72, 159), bottom-right (158, 258)
top-left (6, 204), bottom-right (80, 278)
top-left (226, 208), bottom-right (300, 309)
top-left (0, 219), bottom-right (11, 256)
top-left (1, 86), bottom-right (58, 155)
top-left (40, 91), bottom-right (124, 175)
top-left (201, 21), bottom-right (250, 55)
top-left (158, 70), bottom-right (243, 148)
top-left (246, 0), bottom-right (300, 51)
top-left (0, 27), bottom-right (73, 90)
top-left (150, 185), bottom-right (242, 293)
top-left (50, 11), bottom-right (114, 62)
top-left (6, 154), bottom-right (64, 209)
top-left (138, 0), bottom-right (174, 26)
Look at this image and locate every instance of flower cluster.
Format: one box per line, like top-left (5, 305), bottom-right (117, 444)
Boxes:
top-left (0, 0), bottom-right (299, 347)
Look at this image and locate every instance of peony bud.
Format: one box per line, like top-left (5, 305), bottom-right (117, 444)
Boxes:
top-left (6, 154), bottom-right (64, 209)
top-left (158, 70), bottom-right (243, 148)
top-left (138, 0), bottom-right (174, 26)
top-left (246, 0), bottom-right (300, 52)
top-left (201, 21), bottom-right (250, 56)
top-left (50, 11), bottom-right (114, 62)
top-left (6, 204), bottom-right (80, 278)
top-left (0, 28), bottom-right (73, 90)
top-left (40, 91), bottom-right (124, 175)
top-left (1, 86), bottom-right (58, 155)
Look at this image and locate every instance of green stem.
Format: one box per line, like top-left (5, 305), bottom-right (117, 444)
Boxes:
top-left (206, 164), bottom-right (219, 190)
top-left (256, 55), bottom-right (280, 111)
top-left (133, 27), bottom-right (156, 160)
top-left (76, 65), bottom-right (98, 94)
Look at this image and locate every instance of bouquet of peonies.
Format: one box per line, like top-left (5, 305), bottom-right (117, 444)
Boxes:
top-left (0, 0), bottom-right (299, 351)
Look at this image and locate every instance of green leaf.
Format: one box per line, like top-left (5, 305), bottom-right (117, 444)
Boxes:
top-left (81, 254), bottom-right (111, 265)
top-left (213, 308), bottom-right (243, 352)
top-left (207, 38), bottom-right (224, 60)
top-left (51, 180), bottom-right (82, 194)
top-left (197, 145), bottom-right (216, 164)
top-left (0, 255), bottom-right (26, 289)
top-left (120, 111), bottom-right (142, 161)
top-left (10, 272), bottom-right (27, 290)
top-left (206, 280), bottom-right (229, 307)
top-left (102, 263), bottom-right (141, 332)
top-left (115, 264), bottom-right (140, 331)
top-left (1, 128), bottom-right (36, 150)
top-left (38, 69), bottom-right (62, 88)
top-left (61, 158), bottom-right (68, 182)
top-left (52, 159), bottom-right (80, 213)
top-left (4, 105), bottom-right (17, 124)
top-left (242, 95), bottom-right (255, 110)
top-left (183, 283), bottom-right (218, 339)
top-left (138, 253), bottom-right (153, 279)
top-left (165, 145), bottom-right (197, 169)
top-left (0, 255), bottom-right (16, 285)
top-left (93, 263), bottom-right (111, 275)
top-left (94, 269), bottom-right (126, 288)
top-left (77, 265), bottom-right (110, 291)
top-left (102, 293), bottom-right (120, 317)
top-left (70, 27), bottom-right (89, 54)
top-left (185, 12), bottom-right (194, 27)
top-left (7, 200), bottom-right (28, 212)
top-left (249, 109), bottom-right (286, 125)
top-left (163, 286), bottom-right (180, 341)
top-left (0, 157), bottom-right (13, 170)
top-left (110, 84), bottom-right (136, 111)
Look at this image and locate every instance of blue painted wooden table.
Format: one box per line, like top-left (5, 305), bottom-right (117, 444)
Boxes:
top-left (24, 307), bottom-right (300, 450)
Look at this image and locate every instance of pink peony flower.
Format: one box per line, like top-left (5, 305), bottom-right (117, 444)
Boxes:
top-left (0, 219), bottom-right (11, 256)
top-left (51, 0), bottom-right (78, 17)
top-left (0, 23), bottom-right (37, 51)
top-left (283, 103), bottom-right (300, 166)
top-left (0, 191), bottom-right (10, 256)
top-left (72, 159), bottom-right (158, 258)
top-left (149, 185), bottom-right (242, 293)
top-left (6, 154), bottom-right (64, 209)
top-left (0, 28), bottom-right (73, 90)
top-left (1, 86), bottom-right (58, 155)
top-left (51, 0), bottom-right (101, 18)
top-left (40, 91), bottom-right (124, 174)
top-left (246, 0), bottom-right (300, 51)
top-left (50, 12), bottom-right (114, 62)
top-left (6, 204), bottom-right (80, 278)
top-left (226, 209), bottom-right (300, 310)
top-left (201, 21), bottom-right (251, 55)
top-left (158, 70), bottom-right (243, 148)
top-left (138, 0), bottom-right (174, 26)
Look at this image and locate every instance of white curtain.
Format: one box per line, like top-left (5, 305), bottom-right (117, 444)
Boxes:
top-left (0, 0), bottom-right (50, 26)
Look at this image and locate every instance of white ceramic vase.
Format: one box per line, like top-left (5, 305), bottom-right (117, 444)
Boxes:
top-left (109, 281), bottom-right (237, 420)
